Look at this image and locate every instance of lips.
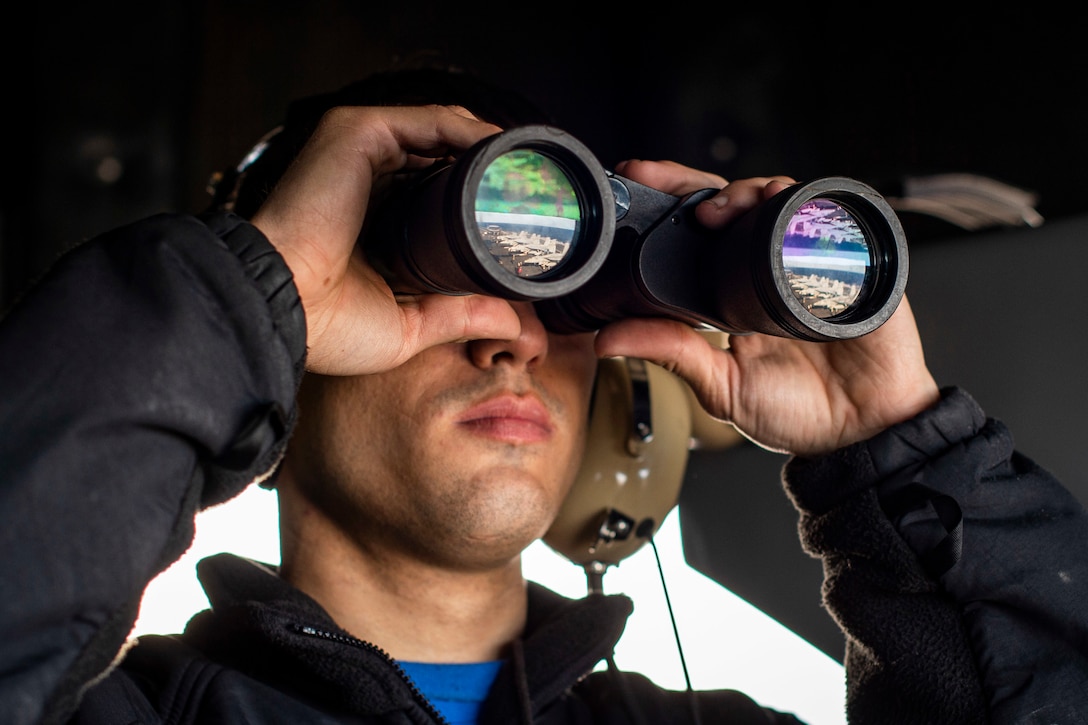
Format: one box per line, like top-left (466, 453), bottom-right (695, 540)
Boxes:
top-left (457, 393), bottom-right (554, 444)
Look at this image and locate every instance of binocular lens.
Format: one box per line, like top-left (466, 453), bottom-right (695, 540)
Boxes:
top-left (474, 150), bottom-right (583, 280)
top-left (365, 126), bottom-right (614, 300)
top-left (782, 199), bottom-right (872, 320)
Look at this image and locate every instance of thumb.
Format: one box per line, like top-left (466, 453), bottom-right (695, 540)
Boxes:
top-left (408, 294), bottom-right (523, 351)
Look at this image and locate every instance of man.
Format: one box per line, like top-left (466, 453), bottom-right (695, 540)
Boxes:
top-left (2, 68), bottom-right (1086, 724)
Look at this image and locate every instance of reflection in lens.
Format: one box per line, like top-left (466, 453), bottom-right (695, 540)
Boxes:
top-left (782, 199), bottom-right (872, 318)
top-left (474, 150), bottom-right (581, 278)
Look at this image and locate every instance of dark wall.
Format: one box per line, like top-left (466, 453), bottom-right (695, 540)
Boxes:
top-left (9, 5), bottom-right (1088, 305)
top-left (8, 2), bottom-right (1087, 661)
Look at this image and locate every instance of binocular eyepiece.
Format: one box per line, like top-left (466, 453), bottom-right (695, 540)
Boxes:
top-left (366, 125), bottom-right (908, 341)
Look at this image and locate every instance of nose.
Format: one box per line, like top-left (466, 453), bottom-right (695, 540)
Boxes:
top-left (468, 301), bottom-right (549, 371)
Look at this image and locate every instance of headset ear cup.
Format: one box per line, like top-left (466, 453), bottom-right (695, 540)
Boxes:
top-left (543, 357), bottom-right (693, 567)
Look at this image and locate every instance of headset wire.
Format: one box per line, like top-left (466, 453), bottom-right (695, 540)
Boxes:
top-left (643, 521), bottom-right (703, 725)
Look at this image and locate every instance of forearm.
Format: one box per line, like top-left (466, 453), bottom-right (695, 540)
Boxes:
top-left (784, 387), bottom-right (1088, 724)
top-left (0, 212), bottom-right (305, 725)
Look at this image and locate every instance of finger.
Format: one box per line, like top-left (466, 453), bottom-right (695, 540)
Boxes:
top-left (406, 294), bottom-right (522, 352)
top-left (379, 105), bottom-right (502, 169)
top-left (305, 105), bottom-right (500, 178)
top-left (613, 159), bottom-right (728, 197)
top-left (694, 176), bottom-right (797, 228)
top-left (594, 317), bottom-right (733, 418)
top-left (443, 104), bottom-right (489, 123)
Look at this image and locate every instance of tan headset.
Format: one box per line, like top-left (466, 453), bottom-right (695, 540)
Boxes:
top-left (543, 331), bottom-right (743, 572)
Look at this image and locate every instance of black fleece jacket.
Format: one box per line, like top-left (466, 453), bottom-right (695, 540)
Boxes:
top-left (1, 212), bottom-right (1086, 724)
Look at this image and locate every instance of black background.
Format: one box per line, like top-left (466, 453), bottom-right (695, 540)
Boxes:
top-left (7, 2), bottom-right (1087, 661)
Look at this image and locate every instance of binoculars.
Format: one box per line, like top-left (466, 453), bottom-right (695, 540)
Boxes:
top-left (366, 125), bottom-right (908, 341)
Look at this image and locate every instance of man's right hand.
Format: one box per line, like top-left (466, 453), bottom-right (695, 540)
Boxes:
top-left (250, 104), bottom-right (522, 376)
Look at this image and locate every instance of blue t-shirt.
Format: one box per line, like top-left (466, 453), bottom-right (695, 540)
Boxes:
top-left (398, 660), bottom-right (503, 725)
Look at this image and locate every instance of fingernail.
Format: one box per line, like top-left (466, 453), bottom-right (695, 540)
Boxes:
top-left (702, 195), bottom-right (729, 211)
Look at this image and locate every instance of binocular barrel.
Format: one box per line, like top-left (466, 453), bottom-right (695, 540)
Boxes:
top-left (366, 125), bottom-right (909, 342)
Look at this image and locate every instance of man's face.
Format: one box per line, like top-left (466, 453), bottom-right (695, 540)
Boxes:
top-left (281, 302), bottom-right (598, 570)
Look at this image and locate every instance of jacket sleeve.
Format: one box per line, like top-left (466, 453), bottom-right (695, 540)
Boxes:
top-left (0, 211), bottom-right (306, 725)
top-left (782, 386), bottom-right (1088, 725)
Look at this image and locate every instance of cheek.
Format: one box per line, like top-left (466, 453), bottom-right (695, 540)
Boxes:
top-left (548, 353), bottom-right (599, 487)
top-left (562, 344), bottom-right (599, 423)
top-left (305, 375), bottom-right (424, 477)
top-left (550, 334), bottom-right (599, 393)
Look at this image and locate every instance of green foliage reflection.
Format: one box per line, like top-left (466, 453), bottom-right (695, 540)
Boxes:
top-left (476, 150), bottom-right (580, 219)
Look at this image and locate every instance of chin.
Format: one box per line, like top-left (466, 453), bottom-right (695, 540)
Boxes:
top-left (442, 494), bottom-right (555, 560)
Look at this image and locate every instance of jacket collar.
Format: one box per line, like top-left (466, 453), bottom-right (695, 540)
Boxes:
top-left (188, 553), bottom-right (634, 721)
